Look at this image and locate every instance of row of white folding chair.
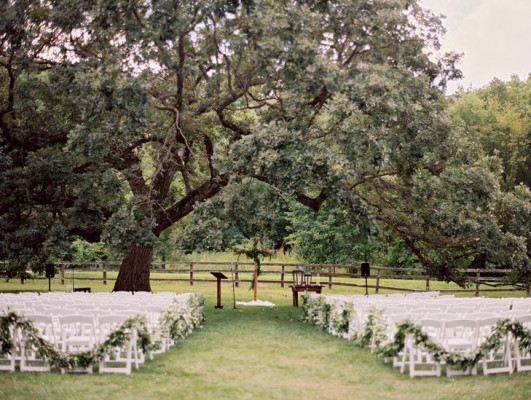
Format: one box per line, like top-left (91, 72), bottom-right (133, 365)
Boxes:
top-left (388, 302), bottom-right (513, 315)
top-left (18, 304), bottom-right (168, 327)
top-left (336, 296), bottom-right (524, 328)
top-left (36, 297), bottom-right (173, 307)
top-left (18, 291), bottom-right (178, 301)
top-left (2, 299), bottom-right (174, 311)
top-left (383, 305), bottom-right (520, 322)
top-left (512, 302), bottom-right (531, 313)
top-left (4, 291), bottom-right (177, 298)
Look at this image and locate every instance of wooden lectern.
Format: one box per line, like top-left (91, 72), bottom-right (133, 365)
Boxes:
top-left (211, 271), bottom-right (228, 309)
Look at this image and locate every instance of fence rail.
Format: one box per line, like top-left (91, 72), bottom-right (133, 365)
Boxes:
top-left (5, 260), bottom-right (528, 297)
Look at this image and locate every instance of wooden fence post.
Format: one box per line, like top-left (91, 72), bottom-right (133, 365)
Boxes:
top-left (61, 267), bottom-right (65, 285)
top-left (189, 263), bottom-right (194, 286)
top-left (426, 275), bottom-right (430, 292)
top-left (375, 268), bottom-right (381, 294)
top-left (102, 262), bottom-right (107, 285)
top-left (280, 265), bottom-right (285, 288)
top-left (475, 269), bottom-right (480, 297)
top-left (328, 266), bottom-right (333, 289)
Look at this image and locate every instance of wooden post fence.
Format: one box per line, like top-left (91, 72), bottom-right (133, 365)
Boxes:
top-left (1, 260), bottom-right (528, 297)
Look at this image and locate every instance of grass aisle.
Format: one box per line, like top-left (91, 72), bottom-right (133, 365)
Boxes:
top-left (1, 288), bottom-right (531, 399)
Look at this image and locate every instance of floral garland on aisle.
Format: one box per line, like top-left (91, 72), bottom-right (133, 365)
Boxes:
top-left (0, 293), bottom-right (204, 372)
top-left (302, 294), bottom-right (531, 372)
top-left (350, 307), bottom-right (388, 352)
top-left (156, 293), bottom-right (205, 343)
top-left (301, 295), bottom-right (331, 331)
top-left (328, 301), bottom-right (354, 338)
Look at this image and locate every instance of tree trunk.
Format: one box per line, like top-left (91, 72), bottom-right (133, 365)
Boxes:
top-left (253, 262), bottom-right (258, 301)
top-left (113, 244), bottom-right (153, 292)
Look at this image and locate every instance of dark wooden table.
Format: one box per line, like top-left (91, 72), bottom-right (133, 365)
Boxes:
top-left (290, 284), bottom-right (323, 307)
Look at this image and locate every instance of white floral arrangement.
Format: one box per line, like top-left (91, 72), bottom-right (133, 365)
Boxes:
top-left (302, 294), bottom-right (355, 339)
top-left (302, 294), bottom-right (330, 330)
top-left (156, 293), bottom-right (205, 345)
top-left (350, 306), bottom-right (388, 352)
top-left (328, 300), bottom-right (354, 338)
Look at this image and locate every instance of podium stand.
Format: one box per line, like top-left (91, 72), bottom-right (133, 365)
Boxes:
top-left (211, 271), bottom-right (228, 309)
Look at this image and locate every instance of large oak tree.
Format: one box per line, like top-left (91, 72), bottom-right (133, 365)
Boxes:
top-left (2, 0), bottom-right (527, 291)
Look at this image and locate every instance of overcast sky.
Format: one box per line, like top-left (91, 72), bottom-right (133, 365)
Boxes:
top-left (420, 0), bottom-right (531, 93)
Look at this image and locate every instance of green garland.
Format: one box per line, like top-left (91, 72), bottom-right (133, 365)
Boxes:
top-left (378, 319), bottom-right (531, 371)
top-left (0, 311), bottom-right (151, 370)
top-left (302, 295), bottom-right (531, 372)
top-left (0, 293), bottom-right (205, 372)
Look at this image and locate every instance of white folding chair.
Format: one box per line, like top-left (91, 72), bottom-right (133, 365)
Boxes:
top-left (19, 314), bottom-right (57, 372)
top-left (59, 315), bottom-right (96, 373)
top-left (443, 319), bottom-right (478, 376)
top-left (515, 315), bottom-right (531, 372)
top-left (386, 313), bottom-right (411, 369)
top-left (402, 319), bottom-right (444, 377)
top-left (97, 315), bottom-right (137, 374)
top-left (0, 325), bottom-right (18, 372)
top-left (476, 318), bottom-right (513, 375)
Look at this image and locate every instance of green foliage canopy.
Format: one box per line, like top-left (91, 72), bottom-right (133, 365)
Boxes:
top-left (2, 0), bottom-right (527, 288)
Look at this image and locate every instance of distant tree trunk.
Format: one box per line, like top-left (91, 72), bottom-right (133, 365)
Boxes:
top-left (113, 244), bottom-right (153, 292)
top-left (253, 261), bottom-right (259, 302)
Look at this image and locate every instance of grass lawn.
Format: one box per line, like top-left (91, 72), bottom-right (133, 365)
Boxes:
top-left (1, 279), bottom-right (531, 400)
